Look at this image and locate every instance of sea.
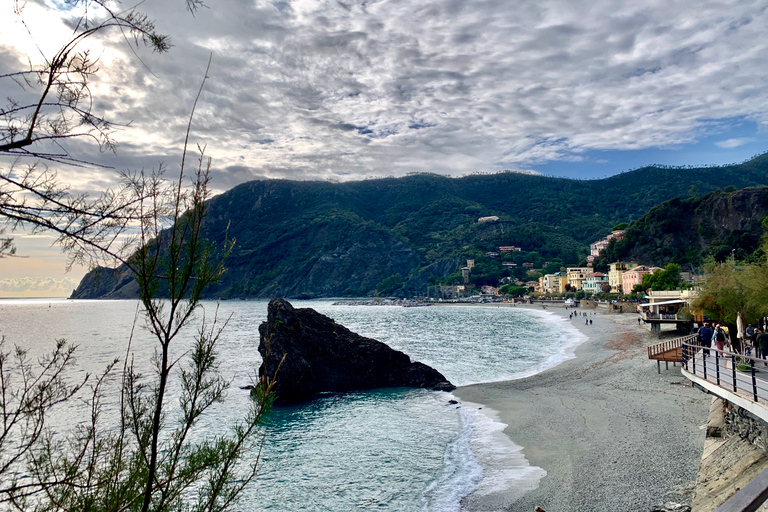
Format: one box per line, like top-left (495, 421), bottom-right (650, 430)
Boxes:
top-left (0, 299), bottom-right (588, 511)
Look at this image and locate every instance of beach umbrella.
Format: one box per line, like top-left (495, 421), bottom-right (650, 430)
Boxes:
top-left (737, 312), bottom-right (745, 340)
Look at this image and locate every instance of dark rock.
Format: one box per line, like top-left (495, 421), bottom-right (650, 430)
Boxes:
top-left (448, 399), bottom-right (458, 405)
top-left (650, 503), bottom-right (690, 512)
top-left (258, 298), bottom-right (455, 402)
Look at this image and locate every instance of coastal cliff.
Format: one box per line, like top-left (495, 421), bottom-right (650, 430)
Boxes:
top-left (257, 298), bottom-right (455, 402)
top-left (597, 187), bottom-right (768, 267)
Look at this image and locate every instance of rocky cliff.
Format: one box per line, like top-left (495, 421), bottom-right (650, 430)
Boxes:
top-left (597, 187), bottom-right (768, 267)
top-left (257, 299), bottom-right (455, 402)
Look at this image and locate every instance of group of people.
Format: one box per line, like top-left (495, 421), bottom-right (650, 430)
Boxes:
top-left (696, 321), bottom-right (768, 359)
top-left (569, 311), bottom-right (594, 325)
top-left (745, 324), bottom-right (768, 359)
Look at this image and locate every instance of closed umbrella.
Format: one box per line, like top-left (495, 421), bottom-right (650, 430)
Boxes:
top-left (738, 312), bottom-right (745, 339)
top-left (737, 312), bottom-right (745, 354)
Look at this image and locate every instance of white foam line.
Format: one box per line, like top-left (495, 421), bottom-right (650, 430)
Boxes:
top-left (456, 399), bottom-right (546, 511)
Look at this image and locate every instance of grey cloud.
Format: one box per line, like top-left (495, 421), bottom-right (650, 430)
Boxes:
top-left (3, 0), bottom-right (768, 192)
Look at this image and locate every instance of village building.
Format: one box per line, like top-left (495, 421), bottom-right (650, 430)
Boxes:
top-left (566, 267), bottom-right (591, 290)
top-left (608, 261), bottom-right (639, 293)
top-left (477, 216), bottom-right (499, 223)
top-left (582, 272), bottom-right (609, 294)
top-left (621, 265), bottom-right (661, 294)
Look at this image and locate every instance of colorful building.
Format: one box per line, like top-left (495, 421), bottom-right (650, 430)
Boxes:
top-left (608, 261), bottom-right (639, 293)
top-left (566, 267), bottom-right (591, 290)
top-left (583, 272), bottom-right (609, 294)
top-left (621, 265), bottom-right (661, 294)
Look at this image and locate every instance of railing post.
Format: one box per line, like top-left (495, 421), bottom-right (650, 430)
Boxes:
top-left (715, 351), bottom-right (721, 385)
top-left (732, 355), bottom-right (737, 392)
top-left (752, 359), bottom-right (758, 402)
top-left (703, 351), bottom-right (707, 380)
top-left (692, 346), bottom-right (696, 375)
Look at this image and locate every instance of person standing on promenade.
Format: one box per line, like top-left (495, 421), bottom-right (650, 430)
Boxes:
top-left (698, 322), bottom-right (714, 355)
top-left (756, 329), bottom-right (768, 363)
top-left (714, 325), bottom-right (726, 353)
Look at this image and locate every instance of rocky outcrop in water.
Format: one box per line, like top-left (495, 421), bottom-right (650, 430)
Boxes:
top-left (257, 298), bottom-right (455, 402)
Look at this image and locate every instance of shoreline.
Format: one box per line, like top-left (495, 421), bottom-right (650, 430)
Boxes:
top-left (455, 305), bottom-right (710, 512)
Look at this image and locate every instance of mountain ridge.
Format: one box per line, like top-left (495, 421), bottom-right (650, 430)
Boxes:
top-left (71, 153), bottom-right (768, 299)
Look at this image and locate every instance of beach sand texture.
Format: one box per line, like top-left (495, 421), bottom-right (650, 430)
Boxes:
top-left (456, 306), bottom-right (710, 512)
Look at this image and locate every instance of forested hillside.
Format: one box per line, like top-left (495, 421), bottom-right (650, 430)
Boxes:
top-left (596, 187), bottom-right (768, 269)
top-left (71, 153), bottom-right (768, 299)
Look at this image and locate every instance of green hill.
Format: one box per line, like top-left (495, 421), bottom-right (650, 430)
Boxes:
top-left (71, 152), bottom-right (768, 299)
top-left (596, 187), bottom-right (768, 269)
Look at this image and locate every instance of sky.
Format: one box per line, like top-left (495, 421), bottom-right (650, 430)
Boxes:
top-left (2, 0), bottom-right (768, 296)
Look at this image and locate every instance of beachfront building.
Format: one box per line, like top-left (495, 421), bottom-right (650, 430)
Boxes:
top-left (566, 267), bottom-right (591, 290)
top-left (621, 265), bottom-right (661, 294)
top-left (555, 271), bottom-right (568, 294)
top-left (539, 273), bottom-right (560, 294)
top-left (608, 261), bottom-right (639, 293)
top-left (583, 272), bottom-right (609, 294)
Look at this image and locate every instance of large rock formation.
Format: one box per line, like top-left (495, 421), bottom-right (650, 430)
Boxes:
top-left (257, 298), bottom-right (455, 402)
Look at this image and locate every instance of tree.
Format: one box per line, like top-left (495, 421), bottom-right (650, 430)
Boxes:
top-left (0, 3), bottom-right (276, 511)
top-left (641, 263), bottom-right (688, 291)
top-left (693, 259), bottom-right (768, 325)
top-left (601, 283), bottom-right (612, 293)
top-left (499, 284), bottom-right (527, 297)
top-left (0, 0), bottom-right (172, 263)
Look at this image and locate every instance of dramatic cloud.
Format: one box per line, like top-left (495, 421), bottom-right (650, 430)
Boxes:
top-left (3, 0), bottom-right (768, 192)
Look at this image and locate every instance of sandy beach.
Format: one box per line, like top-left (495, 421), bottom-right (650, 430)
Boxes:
top-left (456, 305), bottom-right (711, 512)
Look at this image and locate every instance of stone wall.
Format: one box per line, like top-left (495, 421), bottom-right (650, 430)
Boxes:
top-left (690, 399), bottom-right (768, 512)
top-left (725, 404), bottom-right (768, 454)
top-left (607, 302), bottom-right (639, 314)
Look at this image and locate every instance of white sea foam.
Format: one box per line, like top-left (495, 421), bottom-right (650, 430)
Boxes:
top-left (421, 406), bottom-right (483, 512)
top-left (505, 307), bottom-right (590, 381)
top-left (422, 397), bottom-right (546, 512)
top-left (462, 402), bottom-right (546, 506)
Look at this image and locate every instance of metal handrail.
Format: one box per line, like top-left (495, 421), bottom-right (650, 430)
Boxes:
top-left (682, 342), bottom-right (768, 405)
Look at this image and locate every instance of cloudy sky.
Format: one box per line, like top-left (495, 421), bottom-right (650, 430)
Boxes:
top-left (2, 0), bottom-right (768, 296)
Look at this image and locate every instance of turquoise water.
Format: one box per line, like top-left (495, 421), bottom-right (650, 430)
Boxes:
top-left (0, 299), bottom-right (585, 511)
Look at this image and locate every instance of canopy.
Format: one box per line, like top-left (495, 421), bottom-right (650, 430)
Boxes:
top-left (639, 299), bottom-right (688, 309)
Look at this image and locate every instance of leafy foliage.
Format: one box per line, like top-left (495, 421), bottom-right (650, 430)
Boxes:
top-left (693, 259), bottom-right (768, 325)
top-left (640, 263), bottom-right (689, 291)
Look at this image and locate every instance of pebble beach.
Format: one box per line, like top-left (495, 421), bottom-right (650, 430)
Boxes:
top-left (455, 305), bottom-right (711, 512)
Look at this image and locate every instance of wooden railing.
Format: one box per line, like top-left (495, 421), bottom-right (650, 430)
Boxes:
top-left (647, 334), bottom-right (696, 360)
